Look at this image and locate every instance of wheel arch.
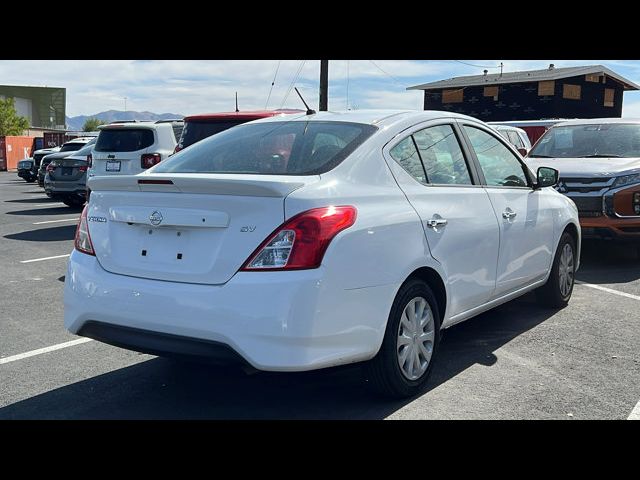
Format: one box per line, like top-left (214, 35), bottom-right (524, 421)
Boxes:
top-left (405, 267), bottom-right (447, 325)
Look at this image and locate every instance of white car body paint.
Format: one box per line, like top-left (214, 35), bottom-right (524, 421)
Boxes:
top-left (65, 110), bottom-right (580, 371)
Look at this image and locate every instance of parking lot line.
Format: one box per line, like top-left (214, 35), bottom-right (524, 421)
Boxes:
top-left (32, 218), bottom-right (79, 225)
top-left (576, 281), bottom-right (640, 301)
top-left (0, 338), bottom-right (93, 365)
top-left (34, 203), bottom-right (64, 207)
top-left (20, 254), bottom-right (71, 264)
top-left (628, 400), bottom-right (640, 420)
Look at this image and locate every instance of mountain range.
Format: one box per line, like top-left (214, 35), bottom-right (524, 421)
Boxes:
top-left (65, 110), bottom-right (184, 130)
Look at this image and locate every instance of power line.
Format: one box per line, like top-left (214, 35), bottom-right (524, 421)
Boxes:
top-left (453, 60), bottom-right (501, 69)
top-left (369, 60), bottom-right (404, 87)
top-left (280, 60), bottom-right (307, 108)
top-left (265, 60), bottom-right (281, 109)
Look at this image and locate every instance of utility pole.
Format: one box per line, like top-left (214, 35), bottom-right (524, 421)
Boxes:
top-left (319, 60), bottom-right (328, 111)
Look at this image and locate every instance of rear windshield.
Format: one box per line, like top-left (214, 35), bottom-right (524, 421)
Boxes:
top-left (95, 128), bottom-right (155, 152)
top-left (179, 120), bottom-right (247, 149)
top-left (155, 121), bottom-right (377, 175)
top-left (59, 143), bottom-right (84, 152)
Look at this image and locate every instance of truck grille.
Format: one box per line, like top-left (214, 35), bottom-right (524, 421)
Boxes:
top-left (568, 195), bottom-right (603, 217)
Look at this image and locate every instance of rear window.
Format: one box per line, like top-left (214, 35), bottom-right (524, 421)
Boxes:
top-left (179, 120), bottom-right (247, 149)
top-left (155, 121), bottom-right (377, 175)
top-left (59, 143), bottom-right (84, 152)
top-left (95, 128), bottom-right (155, 152)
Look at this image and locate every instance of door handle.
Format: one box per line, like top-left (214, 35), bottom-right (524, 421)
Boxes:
top-left (502, 208), bottom-right (517, 219)
top-left (426, 218), bottom-right (448, 228)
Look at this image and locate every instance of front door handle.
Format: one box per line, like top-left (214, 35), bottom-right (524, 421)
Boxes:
top-left (502, 208), bottom-right (517, 220)
top-left (426, 218), bottom-right (448, 228)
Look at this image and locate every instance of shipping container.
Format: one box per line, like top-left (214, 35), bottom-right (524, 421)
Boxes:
top-left (43, 132), bottom-right (67, 148)
top-left (0, 136), bottom-right (36, 170)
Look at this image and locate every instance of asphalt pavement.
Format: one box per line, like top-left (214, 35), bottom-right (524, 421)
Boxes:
top-left (1, 171), bottom-right (639, 419)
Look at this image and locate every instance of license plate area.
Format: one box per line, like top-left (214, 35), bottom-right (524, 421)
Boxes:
top-left (106, 160), bottom-right (121, 172)
top-left (62, 167), bottom-right (73, 175)
top-left (138, 226), bottom-right (191, 263)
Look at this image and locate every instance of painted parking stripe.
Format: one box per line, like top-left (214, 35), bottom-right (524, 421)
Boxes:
top-left (20, 254), bottom-right (71, 264)
top-left (0, 338), bottom-right (93, 365)
top-left (628, 400), bottom-right (640, 420)
top-left (34, 202), bottom-right (64, 207)
top-left (32, 217), bottom-right (79, 225)
top-left (577, 282), bottom-right (640, 301)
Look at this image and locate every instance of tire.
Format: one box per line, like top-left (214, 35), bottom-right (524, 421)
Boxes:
top-left (536, 232), bottom-right (576, 309)
top-left (62, 198), bottom-right (85, 208)
top-left (26, 177), bottom-right (36, 183)
top-left (364, 278), bottom-right (441, 398)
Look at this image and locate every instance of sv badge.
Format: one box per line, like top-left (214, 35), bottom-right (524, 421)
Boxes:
top-left (240, 226), bottom-right (256, 232)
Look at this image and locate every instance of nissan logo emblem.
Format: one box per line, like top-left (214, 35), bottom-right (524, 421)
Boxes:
top-left (149, 211), bottom-right (163, 226)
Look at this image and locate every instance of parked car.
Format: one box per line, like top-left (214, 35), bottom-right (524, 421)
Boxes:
top-left (17, 158), bottom-right (37, 182)
top-left (490, 124), bottom-right (532, 155)
top-left (39, 138), bottom-right (95, 188)
top-left (527, 118), bottom-right (640, 243)
top-left (488, 119), bottom-right (569, 146)
top-left (88, 121), bottom-right (182, 178)
top-left (33, 146), bottom-right (61, 171)
top-left (65, 110), bottom-right (580, 398)
top-left (175, 110), bottom-right (303, 153)
top-left (44, 142), bottom-right (95, 207)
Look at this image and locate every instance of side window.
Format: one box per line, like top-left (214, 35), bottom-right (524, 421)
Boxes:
top-left (463, 126), bottom-right (529, 188)
top-left (507, 130), bottom-right (524, 149)
top-left (413, 125), bottom-right (472, 185)
top-left (389, 136), bottom-right (426, 184)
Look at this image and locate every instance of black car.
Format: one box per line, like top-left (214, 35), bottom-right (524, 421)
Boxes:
top-left (17, 158), bottom-right (37, 182)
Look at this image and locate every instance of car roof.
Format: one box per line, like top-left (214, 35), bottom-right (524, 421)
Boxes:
top-left (183, 109), bottom-right (304, 122)
top-left (98, 122), bottom-right (170, 130)
top-left (65, 137), bottom-right (94, 144)
top-left (554, 118), bottom-right (640, 127)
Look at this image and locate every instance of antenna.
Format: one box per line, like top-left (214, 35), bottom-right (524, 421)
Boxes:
top-left (235, 92), bottom-right (239, 112)
top-left (294, 87), bottom-right (316, 115)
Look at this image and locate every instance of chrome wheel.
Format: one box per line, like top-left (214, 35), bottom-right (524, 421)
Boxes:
top-left (397, 297), bottom-right (435, 381)
top-left (558, 243), bottom-right (574, 297)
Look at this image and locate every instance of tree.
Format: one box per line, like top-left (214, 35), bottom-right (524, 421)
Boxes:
top-left (83, 117), bottom-right (105, 132)
top-left (0, 97), bottom-right (30, 136)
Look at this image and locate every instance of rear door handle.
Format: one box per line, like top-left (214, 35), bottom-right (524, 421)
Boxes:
top-left (426, 218), bottom-right (448, 228)
top-left (502, 208), bottom-right (517, 219)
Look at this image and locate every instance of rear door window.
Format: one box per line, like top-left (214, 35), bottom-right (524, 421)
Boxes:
top-left (95, 129), bottom-right (155, 152)
top-left (155, 121), bottom-right (377, 175)
top-left (179, 120), bottom-right (246, 149)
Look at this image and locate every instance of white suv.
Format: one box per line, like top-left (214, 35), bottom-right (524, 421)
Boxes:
top-left (66, 110), bottom-right (580, 398)
top-left (88, 121), bottom-right (181, 178)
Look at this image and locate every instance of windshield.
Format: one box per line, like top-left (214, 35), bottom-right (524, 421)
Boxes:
top-left (154, 121), bottom-right (378, 175)
top-left (179, 120), bottom-right (245, 149)
top-left (59, 143), bottom-right (85, 152)
top-left (529, 123), bottom-right (640, 158)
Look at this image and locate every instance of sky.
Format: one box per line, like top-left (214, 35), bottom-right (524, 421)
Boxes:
top-left (3, 60), bottom-right (640, 118)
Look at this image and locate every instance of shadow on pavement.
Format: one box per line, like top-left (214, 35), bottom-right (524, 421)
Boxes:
top-left (0, 294), bottom-right (557, 419)
top-left (4, 198), bottom-right (60, 204)
top-left (576, 240), bottom-right (640, 285)
top-left (5, 206), bottom-right (81, 216)
top-left (4, 225), bottom-right (77, 242)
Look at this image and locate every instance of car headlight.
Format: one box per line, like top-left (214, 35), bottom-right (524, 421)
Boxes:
top-left (614, 172), bottom-right (640, 187)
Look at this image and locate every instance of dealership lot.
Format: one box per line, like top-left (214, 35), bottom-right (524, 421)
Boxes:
top-left (0, 170), bottom-right (639, 419)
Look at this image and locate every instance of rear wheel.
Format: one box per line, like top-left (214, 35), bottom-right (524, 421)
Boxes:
top-left (536, 232), bottom-right (576, 308)
top-left (364, 279), bottom-right (441, 398)
top-left (62, 198), bottom-right (85, 208)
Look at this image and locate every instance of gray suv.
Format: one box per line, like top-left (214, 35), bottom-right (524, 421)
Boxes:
top-left (44, 141), bottom-right (95, 207)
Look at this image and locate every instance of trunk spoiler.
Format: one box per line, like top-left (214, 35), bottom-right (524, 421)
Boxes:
top-left (87, 173), bottom-right (318, 197)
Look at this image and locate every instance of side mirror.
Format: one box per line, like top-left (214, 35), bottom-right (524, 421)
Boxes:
top-left (537, 166), bottom-right (559, 188)
top-left (517, 147), bottom-right (528, 157)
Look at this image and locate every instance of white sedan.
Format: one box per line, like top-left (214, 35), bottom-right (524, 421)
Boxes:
top-left (64, 110), bottom-right (580, 398)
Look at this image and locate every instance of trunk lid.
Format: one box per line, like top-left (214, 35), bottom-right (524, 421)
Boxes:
top-left (85, 173), bottom-right (318, 285)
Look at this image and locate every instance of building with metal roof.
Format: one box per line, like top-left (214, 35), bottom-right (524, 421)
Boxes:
top-left (407, 64), bottom-right (639, 121)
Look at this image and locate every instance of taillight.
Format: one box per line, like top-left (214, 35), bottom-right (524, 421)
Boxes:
top-left (74, 206), bottom-right (95, 256)
top-left (79, 165), bottom-right (88, 172)
top-left (241, 206), bottom-right (357, 271)
top-left (46, 163), bottom-right (56, 172)
top-left (174, 145), bottom-right (183, 154)
top-left (87, 153), bottom-right (92, 168)
top-left (141, 153), bottom-right (162, 169)
top-left (634, 192), bottom-right (640, 215)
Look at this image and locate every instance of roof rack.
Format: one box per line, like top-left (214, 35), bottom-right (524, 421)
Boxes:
top-left (155, 119), bottom-right (184, 124)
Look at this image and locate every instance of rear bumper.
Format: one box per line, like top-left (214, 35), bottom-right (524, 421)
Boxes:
top-left (64, 251), bottom-right (396, 371)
